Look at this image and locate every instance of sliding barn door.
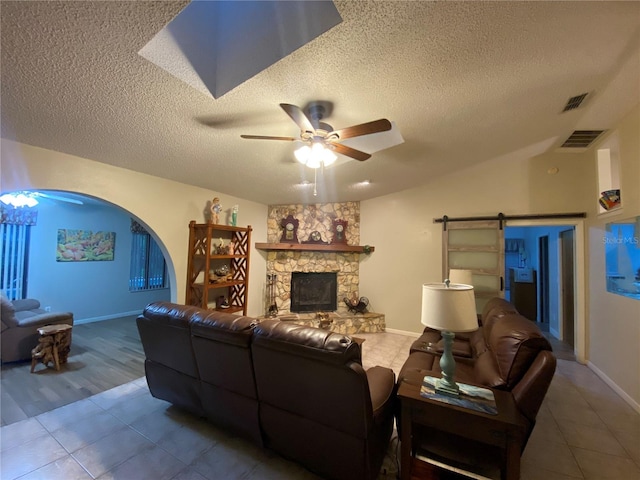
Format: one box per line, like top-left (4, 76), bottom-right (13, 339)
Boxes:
top-left (443, 220), bottom-right (505, 314)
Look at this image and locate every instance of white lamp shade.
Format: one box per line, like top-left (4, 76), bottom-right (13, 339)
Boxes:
top-left (421, 283), bottom-right (478, 332)
top-left (447, 269), bottom-right (473, 286)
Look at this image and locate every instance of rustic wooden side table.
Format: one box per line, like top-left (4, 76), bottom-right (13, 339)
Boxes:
top-left (397, 370), bottom-right (527, 480)
top-left (30, 323), bottom-right (73, 373)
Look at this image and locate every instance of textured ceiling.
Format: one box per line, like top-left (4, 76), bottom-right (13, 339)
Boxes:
top-left (1, 1), bottom-right (639, 205)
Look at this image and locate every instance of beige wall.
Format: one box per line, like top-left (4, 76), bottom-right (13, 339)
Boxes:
top-left (2, 106), bottom-right (638, 408)
top-left (0, 140), bottom-right (269, 317)
top-left (585, 105), bottom-right (640, 408)
top-left (360, 104), bottom-right (640, 408)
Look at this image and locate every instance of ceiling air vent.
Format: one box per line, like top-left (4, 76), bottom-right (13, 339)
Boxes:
top-left (562, 93), bottom-right (589, 112)
top-left (561, 130), bottom-right (605, 148)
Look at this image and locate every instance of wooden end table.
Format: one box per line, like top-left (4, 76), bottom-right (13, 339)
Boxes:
top-left (397, 370), bottom-right (527, 480)
top-left (30, 324), bottom-right (73, 373)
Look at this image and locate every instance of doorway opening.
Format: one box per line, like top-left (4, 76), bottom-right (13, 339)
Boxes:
top-left (504, 224), bottom-right (576, 353)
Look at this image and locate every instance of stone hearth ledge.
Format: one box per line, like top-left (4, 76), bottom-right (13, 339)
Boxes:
top-left (257, 312), bottom-right (385, 335)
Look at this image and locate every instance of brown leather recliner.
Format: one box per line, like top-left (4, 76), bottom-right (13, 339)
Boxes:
top-left (252, 319), bottom-right (396, 480)
top-left (397, 298), bottom-right (556, 473)
top-left (136, 302), bottom-right (205, 417)
top-left (190, 307), bottom-right (262, 445)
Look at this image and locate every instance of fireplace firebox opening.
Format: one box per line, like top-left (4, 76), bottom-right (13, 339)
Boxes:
top-left (290, 272), bottom-right (338, 313)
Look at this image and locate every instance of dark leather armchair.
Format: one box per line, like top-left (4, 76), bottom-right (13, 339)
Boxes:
top-left (252, 319), bottom-right (396, 480)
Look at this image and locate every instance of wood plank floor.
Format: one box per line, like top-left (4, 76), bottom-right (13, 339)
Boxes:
top-left (1, 315), bottom-right (145, 426)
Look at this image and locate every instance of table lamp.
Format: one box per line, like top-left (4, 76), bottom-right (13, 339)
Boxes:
top-left (447, 269), bottom-right (473, 286)
top-left (421, 281), bottom-right (478, 397)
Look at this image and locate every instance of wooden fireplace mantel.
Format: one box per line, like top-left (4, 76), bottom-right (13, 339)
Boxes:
top-left (255, 243), bottom-right (375, 254)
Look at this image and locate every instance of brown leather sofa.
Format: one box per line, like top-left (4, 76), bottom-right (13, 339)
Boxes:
top-left (397, 297), bottom-right (556, 474)
top-left (136, 302), bottom-right (396, 480)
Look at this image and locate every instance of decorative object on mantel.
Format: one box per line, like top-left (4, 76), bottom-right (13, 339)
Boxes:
top-left (344, 293), bottom-right (369, 314)
top-left (267, 273), bottom-right (278, 317)
top-left (209, 197), bottom-right (221, 224)
top-left (316, 311), bottom-right (333, 329)
top-left (302, 230), bottom-right (328, 245)
top-left (331, 219), bottom-right (348, 244)
top-left (280, 215), bottom-right (300, 243)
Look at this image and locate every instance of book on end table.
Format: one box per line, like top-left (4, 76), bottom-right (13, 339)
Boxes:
top-left (420, 376), bottom-right (498, 415)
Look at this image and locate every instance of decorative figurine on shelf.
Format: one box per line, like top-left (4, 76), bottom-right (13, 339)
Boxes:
top-left (231, 205), bottom-right (238, 226)
top-left (215, 237), bottom-right (226, 254)
top-left (216, 296), bottom-right (230, 309)
top-left (228, 237), bottom-right (235, 255)
top-left (209, 197), bottom-right (222, 224)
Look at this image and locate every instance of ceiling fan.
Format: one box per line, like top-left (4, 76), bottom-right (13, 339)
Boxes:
top-left (240, 103), bottom-right (392, 162)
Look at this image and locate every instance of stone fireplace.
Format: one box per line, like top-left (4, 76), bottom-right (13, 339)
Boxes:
top-left (290, 272), bottom-right (338, 313)
top-left (260, 202), bottom-right (385, 335)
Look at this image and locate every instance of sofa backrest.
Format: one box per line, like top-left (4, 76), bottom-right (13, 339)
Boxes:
top-left (251, 319), bottom-right (372, 437)
top-left (190, 310), bottom-right (258, 399)
top-left (136, 301), bottom-right (200, 378)
top-left (480, 297), bottom-right (516, 323)
top-left (481, 298), bottom-right (520, 345)
top-left (474, 313), bottom-right (552, 390)
top-left (0, 293), bottom-right (17, 330)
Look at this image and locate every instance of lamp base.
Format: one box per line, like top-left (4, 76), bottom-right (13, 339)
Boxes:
top-left (436, 330), bottom-right (461, 397)
top-left (434, 377), bottom-right (461, 397)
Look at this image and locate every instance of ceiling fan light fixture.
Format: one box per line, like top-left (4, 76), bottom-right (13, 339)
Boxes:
top-left (294, 143), bottom-right (337, 169)
top-left (294, 145), bottom-right (311, 165)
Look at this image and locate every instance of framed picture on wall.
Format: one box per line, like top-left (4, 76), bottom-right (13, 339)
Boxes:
top-left (56, 229), bottom-right (115, 262)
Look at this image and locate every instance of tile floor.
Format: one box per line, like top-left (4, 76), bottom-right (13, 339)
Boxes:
top-left (1, 331), bottom-right (639, 480)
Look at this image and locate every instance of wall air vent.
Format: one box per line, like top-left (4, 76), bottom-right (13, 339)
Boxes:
top-left (562, 93), bottom-right (589, 112)
top-left (560, 130), bottom-right (605, 149)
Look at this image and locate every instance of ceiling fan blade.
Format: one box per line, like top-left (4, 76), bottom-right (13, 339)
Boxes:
top-left (280, 103), bottom-right (315, 134)
top-left (331, 143), bottom-right (372, 161)
top-left (329, 119), bottom-right (392, 141)
top-left (240, 135), bottom-right (297, 141)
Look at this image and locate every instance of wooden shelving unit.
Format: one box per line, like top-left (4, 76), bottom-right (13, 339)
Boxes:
top-left (185, 221), bottom-right (252, 315)
top-left (255, 243), bottom-right (374, 253)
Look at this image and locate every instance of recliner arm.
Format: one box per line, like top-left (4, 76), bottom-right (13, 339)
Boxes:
top-left (366, 365), bottom-right (395, 416)
top-left (16, 312), bottom-right (74, 328)
top-left (511, 351), bottom-right (556, 425)
top-left (11, 298), bottom-right (41, 312)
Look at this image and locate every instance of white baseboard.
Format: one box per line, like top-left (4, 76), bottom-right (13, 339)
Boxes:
top-left (587, 361), bottom-right (640, 414)
top-left (384, 327), bottom-right (421, 338)
top-left (74, 310), bottom-right (141, 325)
